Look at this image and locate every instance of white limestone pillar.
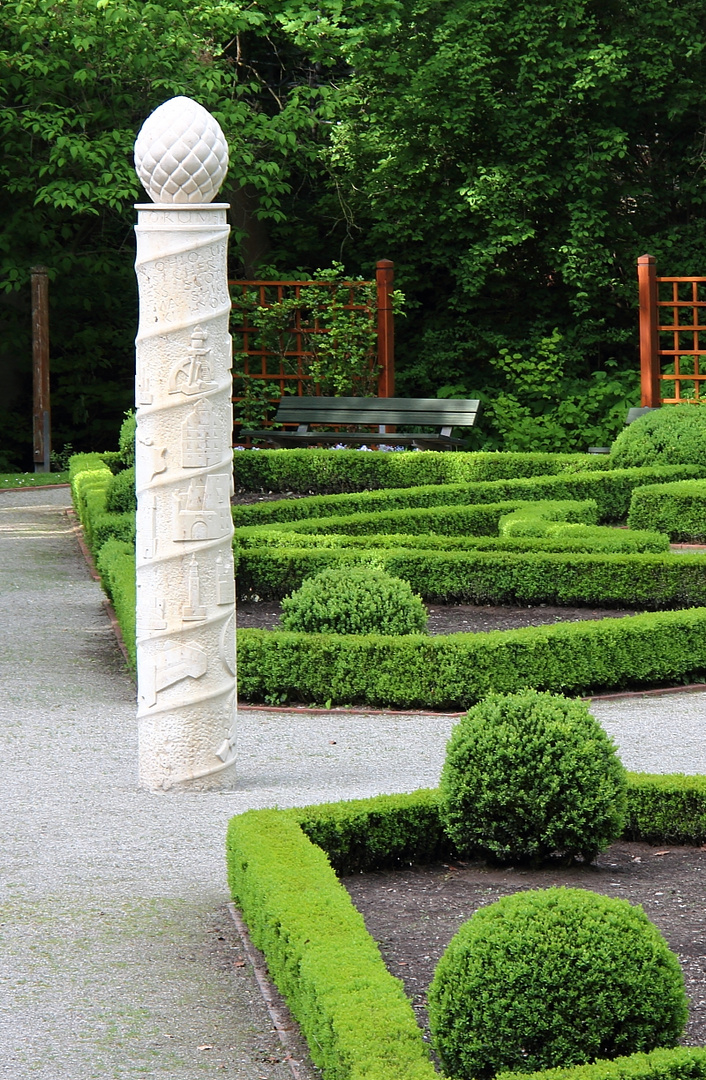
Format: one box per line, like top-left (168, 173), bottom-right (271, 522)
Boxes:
top-left (133, 97), bottom-right (236, 791)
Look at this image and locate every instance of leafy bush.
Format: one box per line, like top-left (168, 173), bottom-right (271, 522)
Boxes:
top-left (628, 480), bottom-right (706, 542)
top-left (439, 690), bottom-right (627, 863)
top-left (428, 888), bottom-right (688, 1080)
top-left (611, 406), bottom-right (706, 470)
top-left (105, 466), bottom-right (136, 514)
top-left (280, 566), bottom-right (427, 634)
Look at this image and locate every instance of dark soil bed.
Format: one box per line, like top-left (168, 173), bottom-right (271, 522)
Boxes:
top-left (343, 842), bottom-right (706, 1058)
top-left (236, 600), bottom-right (641, 634)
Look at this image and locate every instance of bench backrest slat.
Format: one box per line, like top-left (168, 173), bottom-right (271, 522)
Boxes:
top-left (274, 397), bottom-right (479, 426)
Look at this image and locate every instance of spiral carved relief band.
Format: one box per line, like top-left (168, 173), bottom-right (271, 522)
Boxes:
top-left (134, 99), bottom-right (236, 791)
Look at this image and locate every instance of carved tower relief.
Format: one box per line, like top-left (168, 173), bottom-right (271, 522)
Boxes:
top-left (133, 96), bottom-right (236, 791)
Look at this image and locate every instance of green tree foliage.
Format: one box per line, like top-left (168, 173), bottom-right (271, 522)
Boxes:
top-left (4, 0), bottom-right (706, 462)
top-left (325, 0), bottom-right (706, 433)
top-left (0, 0), bottom-right (344, 465)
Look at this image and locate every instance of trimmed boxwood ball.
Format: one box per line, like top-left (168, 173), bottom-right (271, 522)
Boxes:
top-left (280, 566), bottom-right (427, 634)
top-left (611, 404), bottom-right (706, 470)
top-left (439, 690), bottom-right (627, 863)
top-left (428, 887), bottom-right (688, 1080)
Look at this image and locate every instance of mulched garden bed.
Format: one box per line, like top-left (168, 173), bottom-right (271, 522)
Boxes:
top-left (343, 842), bottom-right (706, 1056)
top-left (236, 600), bottom-right (641, 634)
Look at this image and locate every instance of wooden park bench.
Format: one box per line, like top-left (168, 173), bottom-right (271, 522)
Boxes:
top-left (240, 396), bottom-right (481, 451)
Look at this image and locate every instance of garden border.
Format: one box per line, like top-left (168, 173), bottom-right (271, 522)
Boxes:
top-left (226, 785), bottom-right (706, 1080)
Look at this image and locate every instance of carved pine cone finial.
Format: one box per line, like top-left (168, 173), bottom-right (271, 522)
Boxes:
top-left (134, 96), bottom-right (229, 204)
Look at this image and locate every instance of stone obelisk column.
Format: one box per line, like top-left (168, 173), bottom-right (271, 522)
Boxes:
top-left (133, 97), bottom-right (236, 791)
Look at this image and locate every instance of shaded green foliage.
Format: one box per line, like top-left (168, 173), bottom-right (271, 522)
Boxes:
top-left (0, 0), bottom-right (350, 466)
top-left (4, 0), bottom-right (706, 462)
top-left (326, 0), bottom-right (706, 439)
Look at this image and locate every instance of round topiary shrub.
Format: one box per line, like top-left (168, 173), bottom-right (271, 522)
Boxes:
top-left (280, 566), bottom-right (427, 635)
top-left (610, 404), bottom-right (706, 469)
top-left (439, 690), bottom-right (627, 864)
top-left (428, 887), bottom-right (688, 1080)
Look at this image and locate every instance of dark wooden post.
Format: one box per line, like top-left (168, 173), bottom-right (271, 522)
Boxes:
top-left (31, 266), bottom-right (51, 472)
top-left (376, 259), bottom-right (395, 398)
top-left (637, 254), bottom-right (661, 407)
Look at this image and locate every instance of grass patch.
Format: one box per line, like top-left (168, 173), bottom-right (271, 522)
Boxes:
top-left (0, 471), bottom-right (69, 489)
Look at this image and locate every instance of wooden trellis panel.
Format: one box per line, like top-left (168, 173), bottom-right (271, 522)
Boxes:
top-left (638, 254), bottom-right (706, 406)
top-left (229, 259), bottom-right (394, 402)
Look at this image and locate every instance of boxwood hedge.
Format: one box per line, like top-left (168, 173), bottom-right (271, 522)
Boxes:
top-left (233, 465), bottom-right (703, 528)
top-left (629, 481), bottom-right (706, 543)
top-left (226, 781), bottom-right (706, 1080)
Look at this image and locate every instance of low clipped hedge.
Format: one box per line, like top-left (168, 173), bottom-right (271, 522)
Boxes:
top-left (236, 608), bottom-right (706, 708)
top-left (499, 1049), bottom-right (706, 1080)
top-left (629, 480), bottom-right (706, 543)
top-left (233, 448), bottom-right (611, 493)
top-left (105, 466), bottom-right (136, 514)
top-left (70, 454), bottom-right (136, 557)
top-left (226, 809), bottom-right (437, 1080)
top-left (233, 465), bottom-right (703, 528)
top-left (226, 781), bottom-right (706, 1080)
top-left (238, 498), bottom-right (600, 539)
top-left (237, 524), bottom-right (669, 556)
top-left (72, 532), bottom-right (706, 703)
top-left (87, 539), bottom-right (706, 703)
top-left (236, 548), bottom-right (706, 606)
top-left (69, 453), bottom-right (113, 552)
top-left (96, 539), bottom-right (136, 667)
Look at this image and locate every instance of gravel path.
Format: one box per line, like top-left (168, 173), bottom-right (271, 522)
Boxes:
top-left (1, 487), bottom-right (704, 1079)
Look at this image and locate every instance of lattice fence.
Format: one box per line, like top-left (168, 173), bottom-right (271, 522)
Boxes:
top-left (230, 260), bottom-right (395, 430)
top-left (638, 255), bottom-right (706, 406)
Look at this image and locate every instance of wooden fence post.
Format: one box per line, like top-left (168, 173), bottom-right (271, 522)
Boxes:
top-left (31, 266), bottom-right (51, 472)
top-left (637, 254), bottom-right (661, 407)
top-left (376, 260), bottom-right (395, 397)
